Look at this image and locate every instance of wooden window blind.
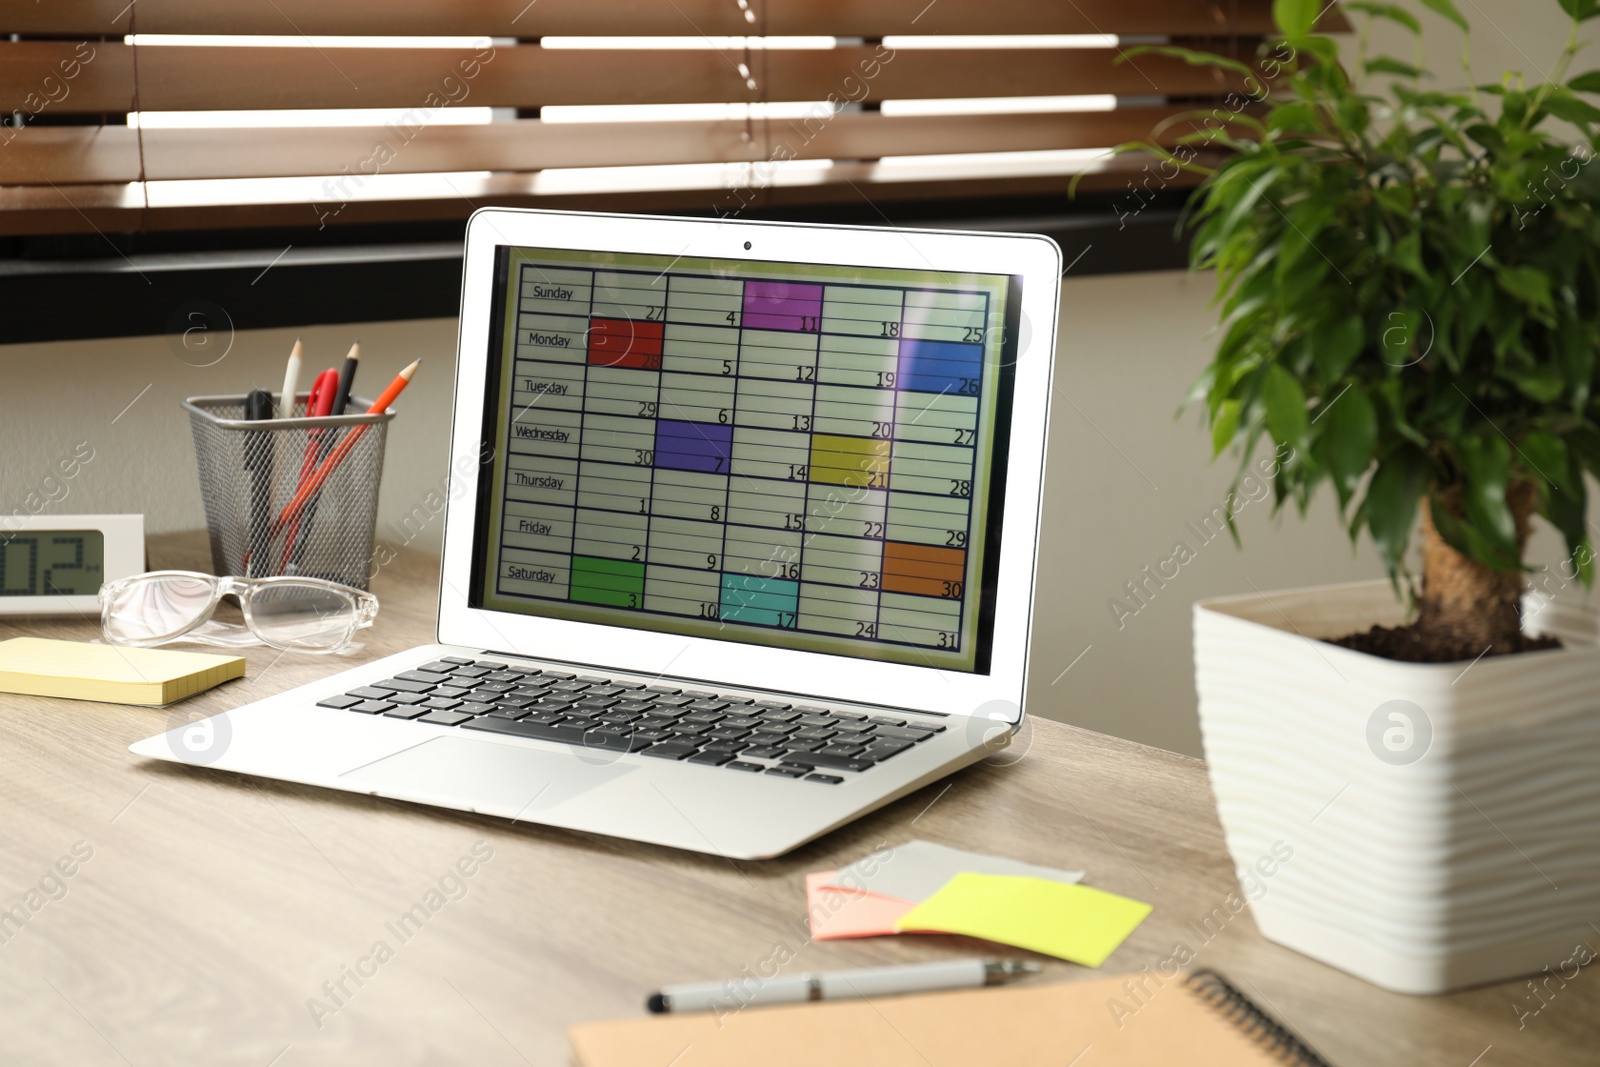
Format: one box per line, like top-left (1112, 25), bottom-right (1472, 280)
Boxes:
top-left (0, 1), bottom-right (1346, 236)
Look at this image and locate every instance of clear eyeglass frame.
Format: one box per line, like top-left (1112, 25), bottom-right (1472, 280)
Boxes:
top-left (99, 570), bottom-right (379, 654)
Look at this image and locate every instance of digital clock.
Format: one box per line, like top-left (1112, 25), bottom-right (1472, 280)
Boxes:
top-left (0, 514), bottom-right (144, 615)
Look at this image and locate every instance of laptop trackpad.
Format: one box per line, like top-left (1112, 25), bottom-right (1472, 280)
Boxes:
top-left (339, 735), bottom-right (636, 815)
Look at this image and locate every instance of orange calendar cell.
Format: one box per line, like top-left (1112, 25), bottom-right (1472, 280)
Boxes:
top-left (881, 541), bottom-right (966, 598)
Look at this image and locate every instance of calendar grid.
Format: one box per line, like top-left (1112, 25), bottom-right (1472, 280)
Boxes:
top-left (492, 259), bottom-right (992, 654)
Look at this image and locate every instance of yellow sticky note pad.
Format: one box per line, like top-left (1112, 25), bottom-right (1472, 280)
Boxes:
top-left (895, 873), bottom-right (1152, 967)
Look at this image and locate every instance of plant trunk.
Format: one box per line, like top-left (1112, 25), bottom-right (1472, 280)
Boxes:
top-left (1415, 482), bottom-right (1538, 655)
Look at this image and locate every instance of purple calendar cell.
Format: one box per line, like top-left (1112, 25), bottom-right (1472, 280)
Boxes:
top-left (654, 419), bottom-right (734, 473)
top-left (742, 281), bottom-right (824, 332)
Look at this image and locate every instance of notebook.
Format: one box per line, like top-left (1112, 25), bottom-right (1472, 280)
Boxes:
top-left (570, 969), bottom-right (1330, 1067)
top-left (0, 637), bottom-right (246, 706)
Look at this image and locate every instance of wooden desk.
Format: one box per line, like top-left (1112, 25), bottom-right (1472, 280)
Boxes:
top-left (1, 534), bottom-right (1593, 1066)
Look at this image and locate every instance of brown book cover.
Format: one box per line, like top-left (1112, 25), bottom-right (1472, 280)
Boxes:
top-left (570, 969), bottom-right (1327, 1067)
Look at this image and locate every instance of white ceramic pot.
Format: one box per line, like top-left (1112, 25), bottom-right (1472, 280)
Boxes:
top-left (1193, 580), bottom-right (1600, 994)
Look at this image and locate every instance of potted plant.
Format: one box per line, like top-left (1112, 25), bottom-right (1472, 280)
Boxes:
top-left (1131, 0), bottom-right (1600, 993)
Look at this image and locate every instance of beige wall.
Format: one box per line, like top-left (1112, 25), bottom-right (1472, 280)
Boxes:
top-left (0, 318), bottom-right (464, 562)
top-left (2, 0), bottom-right (1593, 756)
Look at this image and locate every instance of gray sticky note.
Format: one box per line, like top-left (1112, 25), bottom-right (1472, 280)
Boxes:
top-left (821, 839), bottom-right (1084, 902)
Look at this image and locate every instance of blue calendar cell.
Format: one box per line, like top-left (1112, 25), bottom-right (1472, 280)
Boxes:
top-left (654, 420), bottom-right (734, 474)
top-left (896, 339), bottom-right (984, 395)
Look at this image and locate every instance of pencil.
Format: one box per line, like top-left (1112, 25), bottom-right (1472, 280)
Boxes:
top-left (331, 340), bottom-right (360, 416)
top-left (280, 337), bottom-right (303, 418)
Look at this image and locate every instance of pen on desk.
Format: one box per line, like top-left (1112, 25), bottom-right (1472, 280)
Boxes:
top-left (264, 359), bottom-right (419, 546)
top-left (281, 367), bottom-right (340, 572)
top-left (331, 340), bottom-right (360, 415)
top-left (243, 388), bottom-right (275, 576)
top-left (646, 957), bottom-right (1040, 1014)
top-left (280, 337), bottom-right (303, 418)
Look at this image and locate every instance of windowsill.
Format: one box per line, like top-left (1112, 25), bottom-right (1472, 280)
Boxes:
top-left (0, 197), bottom-right (1190, 344)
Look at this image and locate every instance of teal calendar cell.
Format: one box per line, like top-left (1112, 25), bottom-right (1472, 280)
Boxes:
top-left (719, 574), bottom-right (800, 628)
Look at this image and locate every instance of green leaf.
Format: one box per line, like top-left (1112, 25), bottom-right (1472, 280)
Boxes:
top-left (1379, 307), bottom-right (1425, 367)
top-left (1504, 366), bottom-right (1566, 402)
top-left (1553, 319), bottom-right (1594, 407)
top-left (1345, 1), bottom-right (1422, 33)
top-left (1541, 447), bottom-right (1591, 584)
top-left (1570, 71), bottom-right (1600, 93)
top-left (1321, 387), bottom-right (1378, 509)
top-left (1519, 429), bottom-right (1570, 491)
top-left (1503, 89), bottom-right (1530, 126)
top-left (1392, 231), bottom-right (1428, 281)
top-left (1427, 494), bottom-right (1523, 571)
top-left (1215, 170), bottom-right (1279, 245)
top-left (1312, 314), bottom-right (1366, 378)
top-left (1361, 452), bottom-right (1425, 580)
top-left (1212, 398), bottom-right (1243, 457)
top-left (1301, 41), bottom-right (1350, 92)
top-left (1542, 88), bottom-right (1600, 124)
top-left (1456, 433), bottom-right (1521, 562)
top-left (1497, 265), bottom-right (1555, 315)
top-left (1558, 0), bottom-right (1600, 22)
top-left (1120, 44), bottom-right (1255, 80)
top-left (1274, 0), bottom-right (1319, 38)
top-left (1278, 254), bottom-right (1334, 310)
top-left (1463, 121), bottom-right (1505, 153)
top-left (1569, 426), bottom-right (1600, 476)
top-left (1418, 0), bottom-right (1470, 32)
top-left (1365, 56), bottom-right (1426, 79)
top-left (1375, 183), bottom-right (1414, 214)
top-left (1266, 100), bottom-right (1318, 134)
top-left (1261, 364), bottom-right (1310, 450)
top-left (1491, 311), bottom-right (1529, 362)
top-left (1278, 201), bottom-right (1336, 275)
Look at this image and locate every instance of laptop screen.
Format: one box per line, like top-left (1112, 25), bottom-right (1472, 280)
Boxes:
top-left (468, 245), bottom-right (1020, 674)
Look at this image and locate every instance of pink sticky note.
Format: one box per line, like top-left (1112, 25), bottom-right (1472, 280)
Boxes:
top-left (806, 870), bottom-right (917, 940)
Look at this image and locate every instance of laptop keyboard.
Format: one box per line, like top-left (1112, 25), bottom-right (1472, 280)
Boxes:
top-left (316, 656), bottom-right (946, 784)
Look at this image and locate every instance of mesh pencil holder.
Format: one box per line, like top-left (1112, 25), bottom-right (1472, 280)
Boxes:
top-left (185, 394), bottom-right (394, 590)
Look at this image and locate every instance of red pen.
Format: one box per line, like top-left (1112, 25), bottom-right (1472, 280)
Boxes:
top-left (279, 368), bottom-right (340, 571)
top-left (267, 360), bottom-right (419, 546)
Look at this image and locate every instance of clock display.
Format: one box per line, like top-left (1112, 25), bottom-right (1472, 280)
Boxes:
top-left (0, 531), bottom-right (106, 597)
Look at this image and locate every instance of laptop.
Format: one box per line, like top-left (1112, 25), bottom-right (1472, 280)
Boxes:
top-left (132, 208), bottom-right (1061, 859)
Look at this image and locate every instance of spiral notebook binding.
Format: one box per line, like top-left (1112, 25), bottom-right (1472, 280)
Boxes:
top-left (1183, 969), bottom-right (1333, 1067)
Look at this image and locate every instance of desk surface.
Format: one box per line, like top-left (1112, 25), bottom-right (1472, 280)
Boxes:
top-left (0, 534), bottom-right (1593, 1067)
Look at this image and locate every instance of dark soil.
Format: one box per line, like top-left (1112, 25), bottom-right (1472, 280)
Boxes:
top-left (1329, 624), bottom-right (1562, 664)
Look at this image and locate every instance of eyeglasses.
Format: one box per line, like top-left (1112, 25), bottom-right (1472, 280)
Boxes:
top-left (100, 571), bottom-right (379, 654)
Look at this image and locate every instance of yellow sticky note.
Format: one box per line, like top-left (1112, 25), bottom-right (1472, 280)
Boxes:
top-left (895, 873), bottom-right (1152, 967)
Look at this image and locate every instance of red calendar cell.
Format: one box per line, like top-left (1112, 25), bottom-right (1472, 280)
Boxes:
top-left (587, 317), bottom-right (664, 370)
